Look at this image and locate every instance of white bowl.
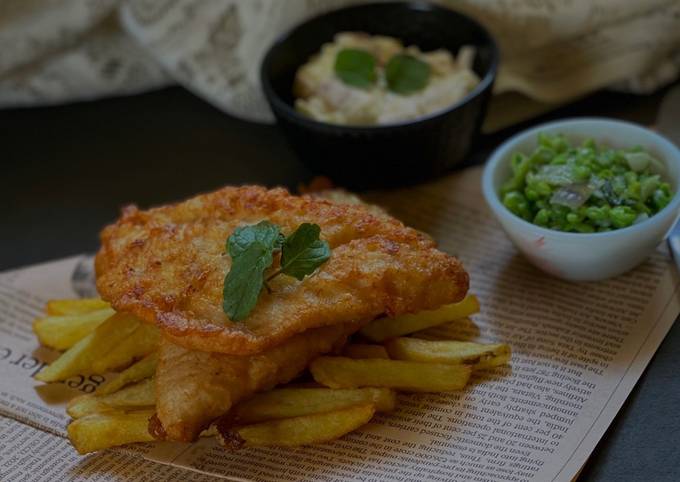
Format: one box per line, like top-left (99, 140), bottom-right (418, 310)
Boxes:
top-left (482, 118), bottom-right (680, 281)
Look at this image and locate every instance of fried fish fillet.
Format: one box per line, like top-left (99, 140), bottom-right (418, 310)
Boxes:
top-left (96, 186), bottom-right (468, 355)
top-left (154, 323), bottom-right (356, 442)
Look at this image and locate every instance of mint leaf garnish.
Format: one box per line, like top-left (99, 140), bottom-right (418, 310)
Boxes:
top-left (279, 223), bottom-right (331, 280)
top-left (334, 48), bottom-right (377, 89)
top-left (222, 242), bottom-right (275, 321)
top-left (222, 221), bottom-right (330, 321)
top-left (228, 221), bottom-right (282, 257)
top-left (385, 54), bottom-right (430, 95)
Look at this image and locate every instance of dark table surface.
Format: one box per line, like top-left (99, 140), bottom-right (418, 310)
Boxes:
top-left (2, 85), bottom-right (679, 481)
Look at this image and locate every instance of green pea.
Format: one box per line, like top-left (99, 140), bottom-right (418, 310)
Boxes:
top-left (534, 181), bottom-right (552, 197)
top-left (582, 138), bottom-right (597, 150)
top-left (573, 164), bottom-right (590, 181)
top-left (612, 176), bottom-right (626, 195)
top-left (566, 212), bottom-right (582, 224)
top-left (533, 209), bottom-right (550, 226)
top-left (585, 206), bottom-right (603, 221)
top-left (538, 133), bottom-right (568, 153)
top-left (574, 223), bottom-right (595, 233)
top-left (599, 169), bottom-right (614, 179)
top-left (533, 146), bottom-right (555, 164)
top-left (511, 152), bottom-right (525, 172)
top-left (610, 206), bottom-right (636, 228)
top-left (537, 132), bottom-right (552, 149)
top-left (503, 191), bottom-right (532, 220)
top-left (634, 202), bottom-right (651, 215)
top-left (502, 154), bottom-right (532, 194)
top-left (653, 189), bottom-right (670, 210)
top-left (523, 188), bottom-right (537, 201)
top-left (627, 181), bottom-right (641, 200)
top-left (551, 153), bottom-right (569, 165)
top-left (577, 147), bottom-right (595, 161)
top-left (597, 150), bottom-right (616, 166)
top-left (624, 171), bottom-right (638, 184)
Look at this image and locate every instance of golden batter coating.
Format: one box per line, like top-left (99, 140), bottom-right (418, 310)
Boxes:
top-left (95, 186), bottom-right (468, 355)
top-left (154, 323), bottom-right (356, 442)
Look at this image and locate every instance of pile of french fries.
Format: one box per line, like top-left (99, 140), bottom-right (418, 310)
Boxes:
top-left (33, 294), bottom-right (510, 454)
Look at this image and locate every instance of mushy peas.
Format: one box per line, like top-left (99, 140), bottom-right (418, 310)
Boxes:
top-left (501, 133), bottom-right (673, 233)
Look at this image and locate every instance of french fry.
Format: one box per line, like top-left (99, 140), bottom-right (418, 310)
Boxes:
top-left (360, 294), bottom-right (480, 342)
top-left (33, 308), bottom-right (115, 350)
top-left (342, 344), bottom-right (390, 359)
top-left (67, 378), bottom-right (155, 419)
top-left (46, 298), bottom-right (110, 316)
top-left (91, 323), bottom-right (159, 373)
top-left (385, 338), bottom-right (511, 369)
top-left (310, 357), bottom-right (471, 392)
top-left (35, 313), bottom-right (141, 382)
top-left (412, 317), bottom-right (479, 341)
top-left (219, 403), bottom-right (375, 449)
top-left (67, 410), bottom-right (156, 454)
top-left (232, 387), bottom-right (395, 424)
top-left (96, 352), bottom-right (158, 396)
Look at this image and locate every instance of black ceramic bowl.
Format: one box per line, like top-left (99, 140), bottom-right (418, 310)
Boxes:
top-left (261, 1), bottom-right (499, 189)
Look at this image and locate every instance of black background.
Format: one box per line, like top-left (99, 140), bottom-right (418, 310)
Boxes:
top-left (2, 84), bottom-right (679, 481)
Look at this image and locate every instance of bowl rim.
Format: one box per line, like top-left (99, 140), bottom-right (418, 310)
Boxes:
top-left (482, 117), bottom-right (680, 239)
top-left (259, 1), bottom-right (499, 132)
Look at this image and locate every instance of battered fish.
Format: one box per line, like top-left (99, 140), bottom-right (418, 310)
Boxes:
top-left (154, 323), bottom-right (356, 442)
top-left (96, 186), bottom-right (468, 355)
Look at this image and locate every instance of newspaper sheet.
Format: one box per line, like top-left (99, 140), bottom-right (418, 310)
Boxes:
top-left (1, 166), bottom-right (678, 481)
top-left (0, 415), bottom-right (217, 481)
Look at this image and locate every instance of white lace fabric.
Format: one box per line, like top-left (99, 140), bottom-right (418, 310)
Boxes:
top-left (0, 0), bottom-right (678, 123)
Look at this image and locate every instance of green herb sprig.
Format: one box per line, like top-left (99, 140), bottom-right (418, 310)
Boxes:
top-left (333, 48), bottom-right (431, 95)
top-left (222, 221), bottom-right (331, 321)
top-left (385, 54), bottom-right (431, 94)
top-left (334, 48), bottom-right (377, 89)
